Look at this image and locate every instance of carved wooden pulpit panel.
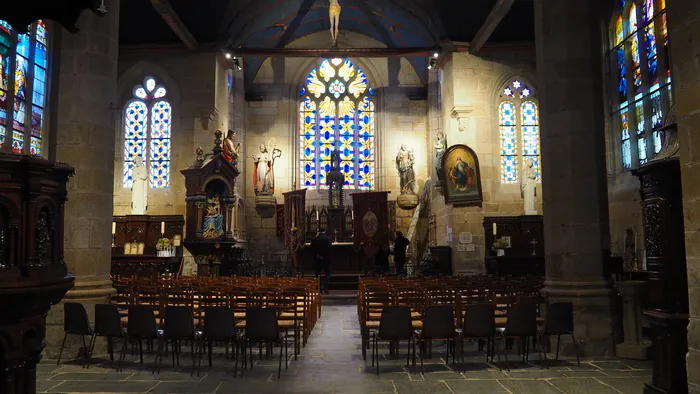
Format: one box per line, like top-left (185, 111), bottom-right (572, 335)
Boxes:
top-left (352, 191), bottom-right (390, 258)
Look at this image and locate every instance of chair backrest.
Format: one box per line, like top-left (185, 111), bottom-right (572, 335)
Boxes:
top-left (544, 302), bottom-right (574, 335)
top-left (64, 302), bottom-right (91, 335)
top-left (462, 302), bottom-right (495, 337)
top-left (203, 307), bottom-right (236, 340)
top-left (163, 306), bottom-right (195, 339)
top-left (127, 305), bottom-right (158, 339)
top-left (422, 305), bottom-right (454, 339)
top-left (378, 306), bottom-right (412, 340)
top-left (94, 304), bottom-right (123, 337)
top-left (505, 303), bottom-right (537, 337)
top-left (245, 307), bottom-right (279, 342)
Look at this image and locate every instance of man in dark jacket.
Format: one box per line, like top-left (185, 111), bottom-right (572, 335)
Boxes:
top-left (311, 228), bottom-right (333, 294)
top-left (393, 231), bottom-right (410, 275)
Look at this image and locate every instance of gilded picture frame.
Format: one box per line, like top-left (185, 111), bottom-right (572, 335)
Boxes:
top-left (440, 144), bottom-right (483, 206)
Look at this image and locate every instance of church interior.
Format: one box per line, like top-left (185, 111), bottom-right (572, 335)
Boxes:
top-left (0, 0), bottom-right (698, 393)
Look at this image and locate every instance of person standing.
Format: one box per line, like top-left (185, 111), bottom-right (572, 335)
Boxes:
top-left (311, 228), bottom-right (333, 294)
top-left (393, 231), bottom-right (410, 276)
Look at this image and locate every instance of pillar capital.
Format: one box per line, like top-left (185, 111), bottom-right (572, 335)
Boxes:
top-left (450, 106), bottom-right (475, 132)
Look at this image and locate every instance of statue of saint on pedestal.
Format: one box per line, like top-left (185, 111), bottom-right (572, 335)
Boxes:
top-left (253, 143), bottom-right (282, 194)
top-left (222, 129), bottom-right (240, 163)
top-left (396, 144), bottom-right (416, 195)
top-left (329, 0), bottom-right (341, 46)
top-left (434, 132), bottom-right (447, 181)
top-left (131, 156), bottom-right (148, 215)
top-left (521, 158), bottom-right (537, 215)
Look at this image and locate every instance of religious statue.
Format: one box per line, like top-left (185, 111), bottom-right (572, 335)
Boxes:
top-left (131, 156), bottom-right (148, 214)
top-left (222, 129), bottom-right (240, 163)
top-left (329, 0), bottom-right (342, 46)
top-left (521, 158), bottom-right (537, 215)
top-left (449, 156), bottom-right (473, 191)
top-left (434, 132), bottom-right (447, 182)
top-left (253, 142), bottom-right (282, 195)
top-left (396, 144), bottom-right (416, 195)
top-left (202, 195), bottom-right (224, 239)
top-left (624, 227), bottom-right (637, 270)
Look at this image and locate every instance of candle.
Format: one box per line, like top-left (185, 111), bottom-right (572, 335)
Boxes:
top-left (112, 222), bottom-right (116, 234)
top-left (492, 222), bottom-right (497, 235)
top-left (351, 210), bottom-right (354, 220)
top-left (316, 211), bottom-right (319, 221)
top-left (161, 221), bottom-right (165, 234)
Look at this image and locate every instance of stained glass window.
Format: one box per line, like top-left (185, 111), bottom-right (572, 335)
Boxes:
top-left (299, 58), bottom-right (375, 190)
top-left (0, 20), bottom-right (48, 155)
top-left (499, 80), bottom-right (541, 184)
top-left (610, 0), bottom-right (672, 169)
top-left (123, 77), bottom-right (172, 188)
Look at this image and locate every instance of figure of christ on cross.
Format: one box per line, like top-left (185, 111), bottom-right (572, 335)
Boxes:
top-left (329, 0), bottom-right (341, 46)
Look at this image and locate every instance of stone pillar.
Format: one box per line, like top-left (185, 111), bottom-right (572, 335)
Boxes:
top-left (534, 0), bottom-right (615, 356)
top-left (665, 0), bottom-right (700, 388)
top-left (615, 281), bottom-right (650, 360)
top-left (45, 1), bottom-right (120, 356)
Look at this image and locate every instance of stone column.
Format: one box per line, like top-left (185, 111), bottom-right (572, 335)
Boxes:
top-left (666, 0), bottom-right (700, 387)
top-left (534, 0), bottom-right (615, 356)
top-left (45, 1), bottom-right (120, 356)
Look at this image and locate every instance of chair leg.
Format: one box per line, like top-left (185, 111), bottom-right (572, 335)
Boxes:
top-left (107, 337), bottom-right (114, 362)
top-left (278, 340), bottom-right (283, 380)
top-left (375, 335), bottom-right (380, 376)
top-left (556, 334), bottom-right (561, 361)
top-left (56, 333), bottom-right (68, 366)
top-left (571, 333), bottom-right (580, 367)
top-left (117, 337), bottom-right (129, 372)
top-left (406, 338), bottom-right (411, 367)
top-left (138, 339), bottom-right (144, 364)
top-left (190, 339), bottom-right (196, 376)
top-left (208, 341), bottom-right (213, 368)
top-left (419, 339), bottom-right (424, 374)
top-left (153, 338), bottom-right (164, 375)
top-left (503, 337), bottom-right (509, 371)
top-left (85, 334), bottom-right (97, 369)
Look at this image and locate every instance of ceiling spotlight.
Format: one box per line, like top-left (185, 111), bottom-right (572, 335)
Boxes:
top-left (225, 53), bottom-right (232, 59)
top-left (433, 52), bottom-right (439, 58)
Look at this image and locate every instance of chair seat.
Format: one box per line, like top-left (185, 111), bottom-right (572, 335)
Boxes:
top-left (235, 320), bottom-right (295, 328)
top-left (494, 316), bottom-right (545, 327)
top-left (368, 311), bottom-right (422, 320)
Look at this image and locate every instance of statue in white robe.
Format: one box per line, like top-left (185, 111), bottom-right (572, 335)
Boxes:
top-left (521, 158), bottom-right (537, 215)
top-left (131, 156), bottom-right (148, 215)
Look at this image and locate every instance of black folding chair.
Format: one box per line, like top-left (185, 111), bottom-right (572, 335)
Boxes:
top-left (118, 305), bottom-right (159, 372)
top-left (198, 307), bottom-right (239, 373)
top-left (497, 303), bottom-right (545, 370)
top-left (57, 303), bottom-right (92, 367)
top-left (457, 303), bottom-right (497, 369)
top-left (416, 305), bottom-right (455, 373)
top-left (87, 304), bottom-right (125, 368)
top-left (541, 302), bottom-right (580, 366)
top-left (371, 306), bottom-right (415, 375)
top-left (155, 306), bottom-right (198, 374)
top-left (239, 307), bottom-right (288, 380)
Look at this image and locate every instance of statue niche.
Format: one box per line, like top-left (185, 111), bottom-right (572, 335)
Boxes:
top-left (181, 130), bottom-right (243, 276)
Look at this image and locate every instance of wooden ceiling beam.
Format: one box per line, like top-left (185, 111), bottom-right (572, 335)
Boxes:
top-left (149, 0), bottom-right (198, 51)
top-left (469, 0), bottom-right (516, 54)
top-left (228, 47), bottom-right (434, 58)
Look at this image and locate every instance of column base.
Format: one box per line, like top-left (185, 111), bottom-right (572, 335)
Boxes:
top-left (543, 279), bottom-right (616, 357)
top-left (45, 278), bottom-right (115, 359)
top-left (616, 342), bottom-right (651, 360)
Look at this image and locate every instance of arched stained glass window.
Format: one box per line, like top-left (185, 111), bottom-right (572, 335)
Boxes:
top-left (499, 79), bottom-right (540, 184)
top-left (299, 58), bottom-right (375, 190)
top-left (123, 76), bottom-right (172, 188)
top-left (0, 19), bottom-right (49, 156)
top-left (610, 0), bottom-right (672, 169)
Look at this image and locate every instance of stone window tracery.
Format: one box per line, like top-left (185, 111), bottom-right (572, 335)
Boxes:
top-left (499, 79), bottom-right (540, 184)
top-left (122, 76), bottom-right (172, 189)
top-left (299, 58), bottom-right (375, 190)
top-left (610, 0), bottom-right (672, 169)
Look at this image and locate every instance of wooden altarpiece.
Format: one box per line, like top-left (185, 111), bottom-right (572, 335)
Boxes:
top-left (181, 132), bottom-right (242, 276)
top-left (352, 191), bottom-right (390, 258)
top-left (0, 155), bottom-right (75, 394)
top-left (283, 189), bottom-right (306, 273)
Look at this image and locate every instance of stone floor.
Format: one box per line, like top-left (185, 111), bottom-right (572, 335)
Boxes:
top-left (38, 302), bottom-right (687, 394)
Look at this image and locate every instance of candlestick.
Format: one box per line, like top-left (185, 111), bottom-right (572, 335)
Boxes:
top-left (112, 222), bottom-right (116, 235)
top-left (492, 222), bottom-right (497, 235)
top-left (161, 221), bottom-right (165, 235)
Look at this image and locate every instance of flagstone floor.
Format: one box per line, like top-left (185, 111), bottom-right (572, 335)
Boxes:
top-left (38, 302), bottom-right (696, 394)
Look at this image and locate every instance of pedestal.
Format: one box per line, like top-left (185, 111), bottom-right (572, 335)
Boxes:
top-left (255, 193), bottom-right (277, 218)
top-left (615, 281), bottom-right (650, 360)
top-left (396, 194), bottom-right (419, 210)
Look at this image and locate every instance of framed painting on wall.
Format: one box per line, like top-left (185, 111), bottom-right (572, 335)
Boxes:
top-left (440, 144), bottom-right (483, 206)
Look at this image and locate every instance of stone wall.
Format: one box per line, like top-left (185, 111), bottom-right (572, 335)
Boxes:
top-left (243, 31), bottom-right (428, 260)
top-left (666, 0), bottom-right (700, 387)
top-left (433, 50), bottom-right (543, 273)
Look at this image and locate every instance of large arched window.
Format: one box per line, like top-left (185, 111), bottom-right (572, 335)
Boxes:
top-left (610, 0), bottom-right (672, 169)
top-left (299, 58), bottom-right (375, 190)
top-left (122, 76), bottom-right (172, 188)
top-left (498, 79), bottom-right (540, 184)
top-left (0, 20), bottom-right (49, 156)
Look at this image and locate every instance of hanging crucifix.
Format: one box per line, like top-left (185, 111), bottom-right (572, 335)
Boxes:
top-left (329, 0), bottom-right (341, 47)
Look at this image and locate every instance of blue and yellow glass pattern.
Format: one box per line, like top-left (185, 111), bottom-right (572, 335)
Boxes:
top-left (123, 77), bottom-right (172, 188)
top-left (299, 58), bottom-right (375, 190)
top-left (621, 107), bottom-right (631, 169)
top-left (499, 101), bottom-right (517, 184)
top-left (521, 101), bottom-right (541, 181)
